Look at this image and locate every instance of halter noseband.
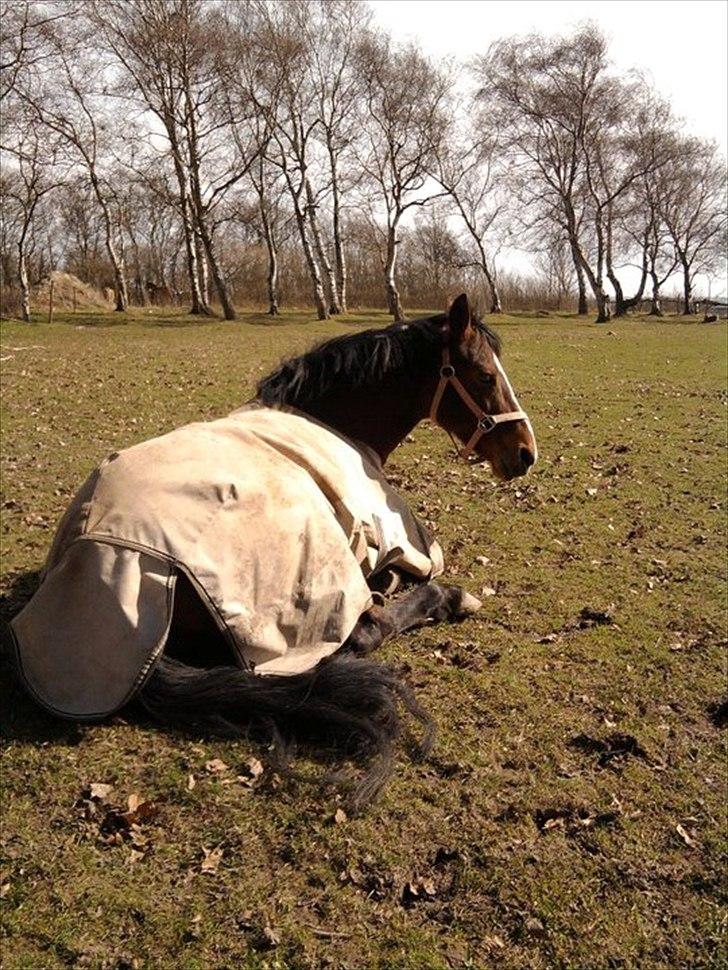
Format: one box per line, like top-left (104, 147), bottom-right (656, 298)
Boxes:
top-left (429, 345), bottom-right (528, 461)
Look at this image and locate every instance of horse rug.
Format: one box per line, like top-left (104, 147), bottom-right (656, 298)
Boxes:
top-left (10, 406), bottom-right (444, 719)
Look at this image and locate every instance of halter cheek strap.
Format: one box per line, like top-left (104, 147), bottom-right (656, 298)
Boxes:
top-left (429, 346), bottom-right (528, 461)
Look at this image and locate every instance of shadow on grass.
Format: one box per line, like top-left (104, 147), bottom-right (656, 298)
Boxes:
top-left (0, 568), bottom-right (421, 811)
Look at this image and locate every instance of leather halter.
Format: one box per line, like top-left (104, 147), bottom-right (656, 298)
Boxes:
top-left (429, 346), bottom-right (528, 461)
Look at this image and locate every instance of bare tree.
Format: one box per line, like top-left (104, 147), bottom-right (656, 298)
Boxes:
top-left (3, 116), bottom-right (63, 320)
top-left (659, 136), bottom-right (727, 315)
top-left (14, 17), bottom-right (131, 310)
top-left (479, 26), bottom-right (651, 322)
top-left (0, 0), bottom-right (66, 103)
top-left (95, 0), bottom-right (259, 319)
top-left (435, 123), bottom-right (507, 313)
top-left (534, 229), bottom-right (576, 310)
top-left (356, 33), bottom-right (450, 320)
top-left (306, 0), bottom-right (372, 314)
top-left (236, 0), bottom-right (332, 319)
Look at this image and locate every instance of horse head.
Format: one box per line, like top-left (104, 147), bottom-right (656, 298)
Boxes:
top-left (431, 293), bottom-right (537, 480)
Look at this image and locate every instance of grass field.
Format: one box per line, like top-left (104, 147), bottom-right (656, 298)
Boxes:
top-left (1, 306), bottom-right (726, 969)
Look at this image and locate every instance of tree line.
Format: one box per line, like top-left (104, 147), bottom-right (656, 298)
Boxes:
top-left (1, 0), bottom-right (726, 323)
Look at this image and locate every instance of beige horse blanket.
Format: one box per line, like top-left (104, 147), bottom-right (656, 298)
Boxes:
top-left (10, 406), bottom-right (443, 719)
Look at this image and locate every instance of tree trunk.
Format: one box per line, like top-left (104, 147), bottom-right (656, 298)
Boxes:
top-left (18, 245), bottom-right (30, 322)
top-left (261, 210), bottom-right (279, 316)
top-left (199, 223), bottom-right (236, 320)
top-left (306, 179), bottom-right (340, 315)
top-left (648, 269), bottom-right (663, 316)
top-left (681, 260), bottom-right (694, 315)
top-left (166, 125), bottom-right (207, 314)
top-left (384, 229), bottom-right (404, 322)
top-left (571, 241), bottom-right (588, 314)
top-left (296, 208), bottom-right (328, 320)
top-left (182, 208), bottom-right (206, 314)
top-left (610, 276), bottom-right (626, 316)
top-left (595, 291), bottom-right (611, 323)
top-left (108, 239), bottom-right (128, 312)
top-left (328, 143), bottom-right (347, 313)
top-left (609, 229), bottom-right (649, 317)
top-left (128, 228), bottom-right (150, 307)
top-left (87, 171), bottom-right (128, 312)
top-left (195, 233), bottom-right (210, 309)
top-left (477, 246), bottom-right (502, 314)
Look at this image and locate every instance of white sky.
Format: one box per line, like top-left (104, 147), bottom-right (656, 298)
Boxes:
top-left (368, 0), bottom-right (728, 296)
top-left (369, 0), bottom-right (728, 152)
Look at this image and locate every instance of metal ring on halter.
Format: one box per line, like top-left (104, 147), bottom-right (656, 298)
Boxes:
top-left (439, 364), bottom-right (455, 377)
top-left (477, 414), bottom-right (496, 432)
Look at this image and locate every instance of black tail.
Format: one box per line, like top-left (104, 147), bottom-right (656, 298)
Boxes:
top-left (138, 652), bottom-right (434, 811)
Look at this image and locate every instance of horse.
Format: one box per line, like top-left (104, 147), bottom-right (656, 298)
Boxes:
top-left (10, 293), bottom-right (537, 808)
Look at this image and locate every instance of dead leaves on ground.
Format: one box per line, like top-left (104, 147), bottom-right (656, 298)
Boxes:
top-left (202, 755), bottom-right (265, 788)
top-left (76, 785), bottom-right (160, 862)
top-left (200, 845), bottom-right (224, 874)
top-left (338, 846), bottom-right (462, 910)
top-left (432, 638), bottom-right (500, 670)
top-left (534, 805), bottom-right (620, 837)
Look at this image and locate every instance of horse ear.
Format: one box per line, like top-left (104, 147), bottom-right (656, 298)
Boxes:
top-left (447, 293), bottom-right (472, 341)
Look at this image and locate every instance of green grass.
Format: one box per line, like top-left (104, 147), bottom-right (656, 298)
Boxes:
top-left (1, 306), bottom-right (726, 969)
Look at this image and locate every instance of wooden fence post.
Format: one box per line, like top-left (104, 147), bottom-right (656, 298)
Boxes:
top-left (48, 279), bottom-right (54, 324)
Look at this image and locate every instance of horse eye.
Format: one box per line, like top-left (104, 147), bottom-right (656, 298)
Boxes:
top-left (480, 373), bottom-right (496, 388)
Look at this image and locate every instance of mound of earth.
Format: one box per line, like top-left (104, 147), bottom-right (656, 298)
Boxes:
top-left (33, 271), bottom-right (112, 310)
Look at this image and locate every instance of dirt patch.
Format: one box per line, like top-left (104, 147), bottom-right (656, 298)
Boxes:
top-left (33, 271), bottom-right (112, 310)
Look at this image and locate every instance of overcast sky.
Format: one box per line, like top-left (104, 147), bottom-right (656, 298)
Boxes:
top-left (368, 0), bottom-right (728, 295)
top-left (369, 0), bottom-right (728, 152)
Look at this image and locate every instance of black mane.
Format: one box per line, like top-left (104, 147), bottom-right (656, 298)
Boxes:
top-left (256, 313), bottom-right (502, 407)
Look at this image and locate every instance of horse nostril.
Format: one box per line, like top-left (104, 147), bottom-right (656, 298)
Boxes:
top-left (519, 445), bottom-right (535, 469)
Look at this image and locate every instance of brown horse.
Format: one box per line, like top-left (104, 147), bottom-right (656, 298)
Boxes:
top-left (138, 292), bottom-right (536, 807)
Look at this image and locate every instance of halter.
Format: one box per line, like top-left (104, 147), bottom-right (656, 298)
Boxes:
top-left (429, 345), bottom-right (528, 461)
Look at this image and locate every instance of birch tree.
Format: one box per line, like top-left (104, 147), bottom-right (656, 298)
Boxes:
top-left (95, 0), bottom-right (259, 319)
top-left (435, 125), bottom-right (506, 313)
top-left (3, 117), bottom-right (63, 320)
top-left (16, 17), bottom-right (130, 311)
top-left (479, 26), bottom-right (622, 322)
top-left (660, 137), bottom-right (727, 315)
top-left (356, 33), bottom-right (450, 320)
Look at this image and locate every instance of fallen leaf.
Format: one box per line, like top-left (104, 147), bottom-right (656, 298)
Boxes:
top-left (525, 916), bottom-right (546, 937)
top-left (537, 633), bottom-right (559, 644)
top-left (333, 808), bottom-right (347, 825)
top-left (238, 757), bottom-right (264, 787)
top-left (401, 876), bottom-right (437, 906)
top-left (200, 846), bottom-right (224, 874)
top-left (475, 555), bottom-right (491, 566)
top-left (262, 924), bottom-right (280, 948)
top-left (88, 783), bottom-right (114, 802)
top-left (187, 774), bottom-right (196, 792)
top-left (676, 823), bottom-right (698, 848)
top-left (585, 487), bottom-right (598, 497)
top-left (205, 758), bottom-right (229, 775)
top-left (480, 586), bottom-right (496, 597)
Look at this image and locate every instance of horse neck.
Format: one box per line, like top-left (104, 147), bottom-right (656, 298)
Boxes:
top-left (302, 369), bottom-right (437, 465)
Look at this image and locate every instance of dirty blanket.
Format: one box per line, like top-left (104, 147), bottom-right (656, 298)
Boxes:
top-left (10, 406), bottom-right (443, 718)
